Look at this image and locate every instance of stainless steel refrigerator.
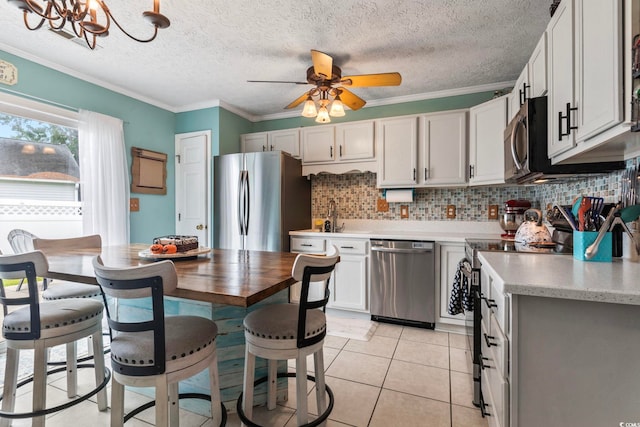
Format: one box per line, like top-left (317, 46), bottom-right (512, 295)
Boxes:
top-left (213, 151), bottom-right (311, 252)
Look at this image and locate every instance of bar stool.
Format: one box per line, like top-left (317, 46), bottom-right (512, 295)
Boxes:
top-left (92, 256), bottom-right (225, 427)
top-left (31, 235), bottom-right (104, 300)
top-left (238, 246), bottom-right (339, 427)
top-left (0, 250), bottom-right (109, 427)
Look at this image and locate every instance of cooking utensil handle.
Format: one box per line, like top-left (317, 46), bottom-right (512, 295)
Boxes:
top-left (585, 206), bottom-right (618, 259)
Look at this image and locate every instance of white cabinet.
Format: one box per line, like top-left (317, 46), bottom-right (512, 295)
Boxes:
top-left (241, 132), bottom-right (269, 153)
top-left (241, 129), bottom-right (300, 158)
top-left (269, 129), bottom-right (300, 157)
top-left (437, 243), bottom-right (466, 325)
top-left (508, 66), bottom-right (529, 121)
top-left (328, 238), bottom-right (369, 312)
top-left (335, 121), bottom-right (375, 161)
top-left (529, 33), bottom-right (548, 99)
top-left (548, 0), bottom-right (623, 158)
top-left (377, 111), bottom-right (468, 188)
top-left (289, 236), bottom-right (326, 303)
top-left (508, 32), bottom-right (548, 121)
top-left (290, 235), bottom-right (369, 313)
top-left (418, 111), bottom-right (467, 186)
top-left (376, 116), bottom-right (418, 187)
top-left (469, 96), bottom-right (508, 186)
top-left (301, 126), bottom-right (336, 163)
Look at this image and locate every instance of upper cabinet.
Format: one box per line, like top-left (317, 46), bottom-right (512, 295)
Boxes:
top-left (547, 0), bottom-right (623, 159)
top-left (241, 129), bottom-right (300, 158)
top-left (300, 121), bottom-right (376, 174)
top-left (376, 116), bottom-right (418, 187)
top-left (508, 32), bottom-right (548, 121)
top-left (418, 111), bottom-right (467, 186)
top-left (469, 96), bottom-right (508, 186)
top-left (377, 111), bottom-right (468, 188)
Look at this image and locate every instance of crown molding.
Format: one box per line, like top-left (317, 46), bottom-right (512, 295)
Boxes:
top-left (0, 43), bottom-right (176, 112)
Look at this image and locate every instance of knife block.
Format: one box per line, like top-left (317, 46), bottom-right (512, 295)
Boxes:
top-left (573, 231), bottom-right (612, 262)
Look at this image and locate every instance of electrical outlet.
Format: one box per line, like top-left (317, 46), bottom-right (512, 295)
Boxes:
top-left (446, 204), bottom-right (456, 219)
top-left (400, 205), bottom-right (409, 219)
top-left (130, 198), bottom-right (140, 212)
top-left (377, 198), bottom-right (389, 212)
top-left (488, 204), bottom-right (499, 220)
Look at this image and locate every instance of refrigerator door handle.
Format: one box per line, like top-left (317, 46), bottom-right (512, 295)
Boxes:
top-left (243, 170), bottom-right (250, 234)
top-left (238, 170), bottom-right (246, 235)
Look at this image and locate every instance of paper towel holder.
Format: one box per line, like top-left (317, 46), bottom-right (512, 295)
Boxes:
top-left (383, 189), bottom-right (414, 203)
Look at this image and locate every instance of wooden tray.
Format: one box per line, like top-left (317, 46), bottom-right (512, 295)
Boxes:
top-left (138, 246), bottom-right (211, 260)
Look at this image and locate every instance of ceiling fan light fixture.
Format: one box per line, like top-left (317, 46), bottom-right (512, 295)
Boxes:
top-left (301, 97), bottom-right (317, 118)
top-left (329, 96), bottom-right (345, 117)
top-left (315, 106), bottom-right (331, 123)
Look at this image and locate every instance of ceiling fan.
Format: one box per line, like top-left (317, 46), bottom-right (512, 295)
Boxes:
top-left (248, 50), bottom-right (401, 122)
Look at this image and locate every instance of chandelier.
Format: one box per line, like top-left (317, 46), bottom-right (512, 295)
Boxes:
top-left (7, 0), bottom-right (170, 50)
top-left (301, 87), bottom-right (345, 124)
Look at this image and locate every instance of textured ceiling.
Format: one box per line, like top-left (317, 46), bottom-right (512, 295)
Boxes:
top-left (0, 0), bottom-right (551, 120)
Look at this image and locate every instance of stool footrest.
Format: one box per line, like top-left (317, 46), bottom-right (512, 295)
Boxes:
top-left (0, 364), bottom-right (110, 419)
top-left (123, 393), bottom-right (227, 427)
top-left (236, 372), bottom-right (334, 427)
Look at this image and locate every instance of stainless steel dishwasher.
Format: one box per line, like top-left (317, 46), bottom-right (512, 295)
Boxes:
top-left (370, 239), bottom-right (436, 328)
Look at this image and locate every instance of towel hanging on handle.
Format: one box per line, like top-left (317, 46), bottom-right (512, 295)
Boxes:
top-left (448, 258), bottom-right (472, 316)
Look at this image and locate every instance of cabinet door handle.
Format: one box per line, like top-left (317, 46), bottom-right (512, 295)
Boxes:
top-left (300, 243), bottom-right (313, 247)
top-left (469, 164), bottom-right (475, 179)
top-left (330, 146), bottom-right (333, 158)
top-left (413, 168), bottom-right (416, 181)
top-left (270, 145), bottom-right (274, 151)
top-left (480, 401), bottom-right (492, 418)
top-left (483, 296), bottom-right (498, 309)
top-left (262, 145), bottom-right (266, 151)
top-left (424, 168), bottom-right (428, 181)
top-left (480, 356), bottom-right (492, 370)
top-left (340, 245), bottom-right (355, 249)
top-left (484, 332), bottom-right (497, 347)
top-left (519, 82), bottom-right (530, 106)
top-left (339, 145), bottom-right (343, 157)
top-left (559, 102), bottom-right (578, 140)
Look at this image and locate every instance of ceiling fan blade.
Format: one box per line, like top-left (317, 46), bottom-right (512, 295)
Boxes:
top-left (341, 72), bottom-right (402, 87)
top-left (247, 80), bottom-right (309, 85)
top-left (285, 93), bottom-right (310, 109)
top-left (311, 50), bottom-right (333, 79)
top-left (338, 88), bottom-right (366, 111)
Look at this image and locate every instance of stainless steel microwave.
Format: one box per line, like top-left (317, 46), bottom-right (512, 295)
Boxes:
top-left (504, 96), bottom-right (623, 184)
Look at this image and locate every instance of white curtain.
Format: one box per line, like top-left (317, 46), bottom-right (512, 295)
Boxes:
top-left (78, 110), bottom-right (130, 246)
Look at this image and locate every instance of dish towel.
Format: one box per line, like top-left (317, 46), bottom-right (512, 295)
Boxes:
top-left (448, 258), bottom-right (473, 315)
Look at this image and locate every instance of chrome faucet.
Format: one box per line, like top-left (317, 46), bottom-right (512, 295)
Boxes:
top-left (327, 199), bottom-right (344, 233)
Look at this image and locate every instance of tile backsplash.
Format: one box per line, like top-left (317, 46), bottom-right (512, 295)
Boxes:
top-left (310, 168), bottom-right (627, 222)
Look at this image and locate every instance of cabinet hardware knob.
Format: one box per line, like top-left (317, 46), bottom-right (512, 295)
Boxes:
top-left (483, 297), bottom-right (498, 308)
top-left (559, 102), bottom-right (578, 140)
top-left (413, 168), bottom-right (416, 181)
top-left (330, 146), bottom-right (333, 158)
top-left (196, 224), bottom-right (204, 230)
top-left (424, 168), bottom-right (428, 181)
top-left (262, 145), bottom-right (266, 151)
top-left (339, 145), bottom-right (343, 157)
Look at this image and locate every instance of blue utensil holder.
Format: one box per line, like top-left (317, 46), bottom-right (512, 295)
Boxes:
top-left (573, 231), bottom-right (612, 262)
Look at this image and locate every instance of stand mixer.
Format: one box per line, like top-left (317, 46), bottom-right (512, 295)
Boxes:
top-left (499, 199), bottom-right (531, 240)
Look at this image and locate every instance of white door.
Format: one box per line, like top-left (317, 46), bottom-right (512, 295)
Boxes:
top-left (175, 131), bottom-right (211, 247)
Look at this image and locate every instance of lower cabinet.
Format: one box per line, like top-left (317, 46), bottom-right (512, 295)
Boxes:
top-left (290, 236), bottom-right (369, 313)
top-left (438, 242), bottom-right (466, 325)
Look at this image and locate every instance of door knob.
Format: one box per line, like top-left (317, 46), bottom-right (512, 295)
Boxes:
top-left (196, 224), bottom-right (204, 230)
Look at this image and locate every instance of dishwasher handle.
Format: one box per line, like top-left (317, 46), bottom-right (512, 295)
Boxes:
top-left (370, 246), bottom-right (433, 254)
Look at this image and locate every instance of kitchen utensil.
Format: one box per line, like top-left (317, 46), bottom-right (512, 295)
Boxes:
top-left (560, 205), bottom-right (579, 230)
top-left (585, 205), bottom-right (618, 260)
top-left (620, 204), bottom-right (640, 223)
top-left (609, 214), bottom-right (640, 255)
top-left (577, 198), bottom-right (591, 231)
top-left (571, 196), bottom-right (583, 218)
top-left (514, 208), bottom-right (552, 244)
top-left (549, 204), bottom-right (577, 231)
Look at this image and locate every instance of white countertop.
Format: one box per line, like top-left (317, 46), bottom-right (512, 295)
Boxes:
top-left (478, 251), bottom-right (640, 306)
top-left (290, 219), bottom-right (504, 243)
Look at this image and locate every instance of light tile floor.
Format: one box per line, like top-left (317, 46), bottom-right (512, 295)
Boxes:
top-left (0, 318), bottom-right (489, 427)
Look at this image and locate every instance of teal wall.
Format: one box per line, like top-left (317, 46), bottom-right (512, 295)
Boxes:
top-left (0, 49), bottom-right (175, 244)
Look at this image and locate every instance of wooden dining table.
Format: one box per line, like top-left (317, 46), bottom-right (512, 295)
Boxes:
top-left (43, 243), bottom-right (299, 410)
top-left (44, 243), bottom-right (299, 307)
